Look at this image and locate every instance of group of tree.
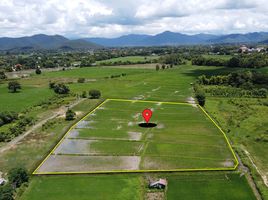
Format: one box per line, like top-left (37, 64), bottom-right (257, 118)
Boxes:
top-left (159, 53), bottom-right (186, 66)
top-left (49, 82), bottom-right (70, 94)
top-left (203, 86), bottom-right (267, 98)
top-left (227, 54), bottom-right (268, 68)
top-left (192, 56), bottom-right (227, 66)
top-left (198, 71), bottom-right (268, 88)
top-left (197, 71), bottom-right (267, 98)
top-left (81, 90), bottom-right (101, 99)
top-left (0, 167), bottom-right (29, 200)
top-left (192, 54), bottom-right (268, 68)
top-left (155, 64), bottom-right (174, 71)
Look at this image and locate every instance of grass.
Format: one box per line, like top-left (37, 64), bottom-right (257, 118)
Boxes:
top-left (20, 172), bottom-right (256, 200)
top-left (20, 175), bottom-right (142, 200)
top-left (0, 84), bottom-right (53, 112)
top-left (205, 97), bottom-right (268, 199)
top-left (167, 173), bottom-right (256, 200)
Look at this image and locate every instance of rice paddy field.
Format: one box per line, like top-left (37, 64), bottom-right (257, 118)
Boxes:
top-left (34, 99), bottom-right (236, 174)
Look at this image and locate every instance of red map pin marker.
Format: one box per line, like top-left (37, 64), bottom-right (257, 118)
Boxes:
top-left (142, 109), bottom-right (152, 123)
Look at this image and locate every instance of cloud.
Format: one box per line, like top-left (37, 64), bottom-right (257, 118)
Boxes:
top-left (0, 0), bottom-right (268, 38)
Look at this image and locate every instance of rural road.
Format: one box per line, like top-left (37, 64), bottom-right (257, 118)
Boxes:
top-left (0, 98), bottom-right (85, 154)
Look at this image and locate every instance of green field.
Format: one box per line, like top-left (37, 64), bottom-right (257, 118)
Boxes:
top-left (20, 173), bottom-right (255, 200)
top-left (96, 56), bottom-right (159, 65)
top-left (21, 175), bottom-right (143, 200)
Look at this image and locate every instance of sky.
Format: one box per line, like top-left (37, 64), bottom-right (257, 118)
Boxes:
top-left (1, 0), bottom-right (268, 38)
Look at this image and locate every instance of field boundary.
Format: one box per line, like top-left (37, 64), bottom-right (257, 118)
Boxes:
top-left (33, 98), bottom-right (239, 175)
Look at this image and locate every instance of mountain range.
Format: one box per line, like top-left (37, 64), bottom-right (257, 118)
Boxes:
top-left (84, 31), bottom-right (268, 47)
top-left (1, 31), bottom-right (268, 51)
top-left (0, 34), bottom-right (101, 51)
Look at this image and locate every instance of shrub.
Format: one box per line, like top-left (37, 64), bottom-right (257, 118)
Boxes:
top-left (77, 78), bottom-right (85, 83)
top-left (35, 68), bottom-right (41, 75)
top-left (8, 167), bottom-right (29, 188)
top-left (0, 71), bottom-right (7, 80)
top-left (89, 89), bottom-right (101, 99)
top-left (65, 109), bottom-right (76, 121)
top-left (81, 91), bottom-right (87, 98)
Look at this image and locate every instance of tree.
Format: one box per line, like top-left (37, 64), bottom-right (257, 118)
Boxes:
top-left (195, 92), bottom-right (206, 107)
top-left (8, 81), bottom-right (21, 93)
top-left (8, 167), bottom-right (29, 188)
top-left (0, 71), bottom-right (7, 80)
top-left (89, 89), bottom-right (101, 99)
top-left (53, 83), bottom-right (70, 94)
top-left (0, 184), bottom-right (14, 200)
top-left (155, 64), bottom-right (160, 71)
top-left (65, 109), bottom-right (76, 121)
top-left (35, 68), bottom-right (41, 75)
top-left (228, 57), bottom-right (240, 68)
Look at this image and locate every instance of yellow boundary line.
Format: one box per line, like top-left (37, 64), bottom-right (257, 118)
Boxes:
top-left (33, 98), bottom-right (238, 175)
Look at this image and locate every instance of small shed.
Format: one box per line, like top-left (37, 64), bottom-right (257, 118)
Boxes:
top-left (149, 178), bottom-right (167, 189)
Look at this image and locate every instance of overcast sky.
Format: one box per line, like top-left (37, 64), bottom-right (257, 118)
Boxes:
top-left (1, 0), bottom-right (268, 38)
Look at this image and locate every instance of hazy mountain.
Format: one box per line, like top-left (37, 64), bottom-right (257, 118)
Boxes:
top-left (0, 34), bottom-right (101, 51)
top-left (85, 34), bottom-right (149, 47)
top-left (84, 31), bottom-right (268, 47)
top-left (209, 32), bottom-right (268, 43)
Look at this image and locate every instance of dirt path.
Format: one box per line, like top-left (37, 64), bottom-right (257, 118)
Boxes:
top-left (243, 148), bottom-right (268, 188)
top-left (0, 98), bottom-right (85, 154)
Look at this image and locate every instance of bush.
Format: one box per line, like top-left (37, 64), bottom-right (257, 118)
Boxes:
top-left (65, 109), bottom-right (76, 121)
top-left (53, 83), bottom-right (70, 94)
top-left (89, 89), bottom-right (101, 99)
top-left (0, 71), bottom-right (7, 80)
top-left (81, 91), bottom-right (87, 98)
top-left (49, 81), bottom-right (56, 89)
top-left (8, 81), bottom-right (21, 93)
top-left (156, 64), bottom-right (160, 71)
top-left (0, 111), bottom-right (18, 126)
top-left (8, 167), bottom-right (29, 188)
top-left (77, 78), bottom-right (85, 83)
top-left (35, 68), bottom-right (41, 75)
top-left (195, 92), bottom-right (206, 107)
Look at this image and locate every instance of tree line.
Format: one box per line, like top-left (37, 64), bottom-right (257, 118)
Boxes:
top-left (192, 54), bottom-right (268, 68)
